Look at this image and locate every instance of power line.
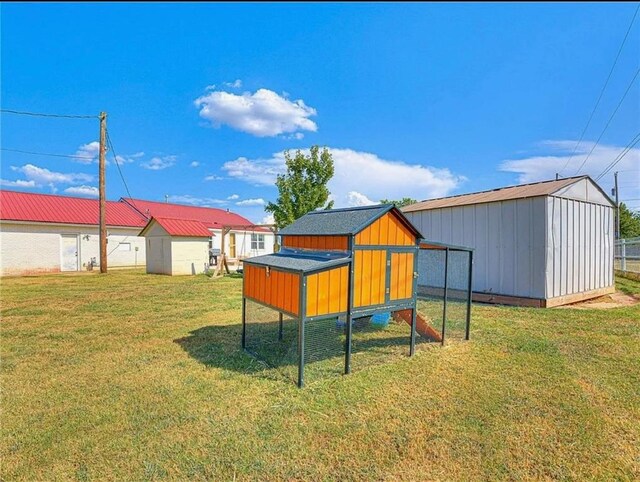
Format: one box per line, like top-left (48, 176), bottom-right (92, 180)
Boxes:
top-left (0, 147), bottom-right (94, 160)
top-left (575, 66), bottom-right (640, 175)
top-left (595, 131), bottom-right (640, 181)
top-left (0, 109), bottom-right (97, 119)
top-left (559, 4), bottom-right (640, 176)
top-left (105, 129), bottom-right (137, 208)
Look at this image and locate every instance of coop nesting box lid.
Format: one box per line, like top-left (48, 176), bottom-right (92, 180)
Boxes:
top-left (244, 248), bottom-right (351, 274)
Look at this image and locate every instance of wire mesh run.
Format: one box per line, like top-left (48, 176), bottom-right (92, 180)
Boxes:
top-left (243, 299), bottom-right (299, 383)
top-left (303, 316), bottom-right (347, 383)
top-left (350, 312), bottom-right (413, 372)
top-left (416, 245), bottom-right (472, 344)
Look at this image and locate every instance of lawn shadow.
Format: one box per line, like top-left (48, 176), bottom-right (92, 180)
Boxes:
top-left (175, 318), bottom-right (434, 385)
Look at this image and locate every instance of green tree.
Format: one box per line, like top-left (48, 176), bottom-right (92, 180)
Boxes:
top-left (619, 202), bottom-right (640, 238)
top-left (265, 146), bottom-right (334, 229)
top-left (379, 197), bottom-right (418, 208)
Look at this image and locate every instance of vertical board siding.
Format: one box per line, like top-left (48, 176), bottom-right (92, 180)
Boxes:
top-left (243, 264), bottom-right (300, 315)
top-left (406, 197), bottom-right (546, 299)
top-left (390, 252), bottom-right (414, 300)
top-left (281, 235), bottom-right (348, 251)
top-left (406, 189), bottom-right (613, 301)
top-left (353, 249), bottom-right (387, 307)
top-left (546, 197), bottom-right (614, 298)
top-left (355, 212), bottom-right (415, 246)
top-left (305, 265), bottom-right (349, 317)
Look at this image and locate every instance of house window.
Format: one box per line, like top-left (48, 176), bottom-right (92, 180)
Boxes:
top-left (251, 233), bottom-right (265, 250)
top-left (117, 242), bottom-right (131, 251)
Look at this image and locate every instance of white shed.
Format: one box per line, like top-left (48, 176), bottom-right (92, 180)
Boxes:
top-left (140, 217), bottom-right (212, 276)
top-left (403, 176), bottom-right (615, 307)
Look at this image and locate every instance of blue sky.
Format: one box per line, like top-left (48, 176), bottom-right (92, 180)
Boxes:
top-left (2, 2), bottom-right (639, 222)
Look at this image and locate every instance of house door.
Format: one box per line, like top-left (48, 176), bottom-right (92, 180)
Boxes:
top-left (229, 233), bottom-right (236, 258)
top-left (61, 235), bottom-right (79, 271)
top-left (387, 250), bottom-right (415, 302)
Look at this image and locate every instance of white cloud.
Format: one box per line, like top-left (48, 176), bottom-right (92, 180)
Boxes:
top-left (0, 179), bottom-right (37, 188)
top-left (224, 79), bottom-right (243, 88)
top-left (222, 156), bottom-right (282, 185)
top-left (236, 198), bottom-right (265, 206)
top-left (194, 88), bottom-right (317, 137)
top-left (74, 141), bottom-right (100, 164)
top-left (113, 151), bottom-right (144, 165)
top-left (222, 148), bottom-right (465, 207)
top-left (347, 191), bottom-right (375, 207)
top-left (141, 156), bottom-right (176, 170)
top-left (500, 140), bottom-right (640, 201)
top-left (205, 84), bottom-right (217, 91)
top-left (169, 195), bottom-right (228, 207)
top-left (261, 213), bottom-right (275, 225)
top-left (227, 194), bottom-right (240, 200)
top-left (64, 185), bottom-right (99, 197)
top-left (11, 164), bottom-right (93, 186)
top-left (204, 174), bottom-right (223, 181)
top-left (190, 161), bottom-right (200, 168)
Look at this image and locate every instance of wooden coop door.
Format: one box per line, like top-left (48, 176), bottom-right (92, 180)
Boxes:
top-left (389, 251), bottom-right (415, 301)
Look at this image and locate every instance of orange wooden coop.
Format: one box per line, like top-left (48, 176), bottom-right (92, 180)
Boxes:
top-left (242, 204), bottom-right (444, 387)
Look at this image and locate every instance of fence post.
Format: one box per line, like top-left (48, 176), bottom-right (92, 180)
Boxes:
top-left (621, 239), bottom-right (627, 272)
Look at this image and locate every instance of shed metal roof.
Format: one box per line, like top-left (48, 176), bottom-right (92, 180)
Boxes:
top-left (122, 197), bottom-right (270, 232)
top-left (244, 248), bottom-right (351, 273)
top-left (140, 216), bottom-right (213, 237)
top-left (0, 190), bottom-right (147, 227)
top-left (403, 176), bottom-right (592, 212)
top-left (279, 204), bottom-right (422, 238)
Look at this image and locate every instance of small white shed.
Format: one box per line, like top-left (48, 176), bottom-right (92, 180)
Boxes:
top-left (140, 217), bottom-right (212, 276)
top-left (404, 176), bottom-right (615, 307)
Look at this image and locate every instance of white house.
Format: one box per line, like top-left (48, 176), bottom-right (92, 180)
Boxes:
top-left (0, 190), bottom-right (275, 276)
top-left (140, 217), bottom-right (212, 275)
top-left (0, 190), bottom-right (147, 276)
top-left (403, 176), bottom-right (615, 307)
top-left (121, 198), bottom-right (275, 261)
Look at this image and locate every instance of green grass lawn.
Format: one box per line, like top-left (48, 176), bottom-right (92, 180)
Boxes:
top-left (2, 270), bottom-right (639, 481)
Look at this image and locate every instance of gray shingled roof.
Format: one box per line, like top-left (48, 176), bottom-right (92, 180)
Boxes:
top-left (279, 205), bottom-right (392, 236)
top-left (244, 249), bottom-right (351, 273)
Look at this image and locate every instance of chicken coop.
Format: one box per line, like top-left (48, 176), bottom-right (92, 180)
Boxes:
top-left (241, 204), bottom-right (472, 387)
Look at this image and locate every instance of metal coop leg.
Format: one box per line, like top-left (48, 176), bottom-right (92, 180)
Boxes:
top-left (297, 317), bottom-right (305, 388)
top-left (241, 297), bottom-right (246, 349)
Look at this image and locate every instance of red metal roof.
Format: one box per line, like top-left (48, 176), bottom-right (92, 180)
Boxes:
top-left (0, 190), bottom-right (147, 227)
top-left (122, 197), bottom-right (269, 231)
top-left (141, 217), bottom-right (213, 237)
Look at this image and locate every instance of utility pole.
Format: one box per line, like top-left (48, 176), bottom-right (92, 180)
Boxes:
top-left (99, 112), bottom-right (107, 273)
top-left (614, 171), bottom-right (620, 240)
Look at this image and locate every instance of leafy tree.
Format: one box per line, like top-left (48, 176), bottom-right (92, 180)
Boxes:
top-left (265, 146), bottom-right (334, 229)
top-left (379, 197), bottom-right (418, 208)
top-left (619, 202), bottom-right (640, 238)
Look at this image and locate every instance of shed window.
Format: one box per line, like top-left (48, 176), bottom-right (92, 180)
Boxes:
top-left (251, 234), bottom-right (265, 250)
top-left (117, 242), bottom-right (131, 251)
